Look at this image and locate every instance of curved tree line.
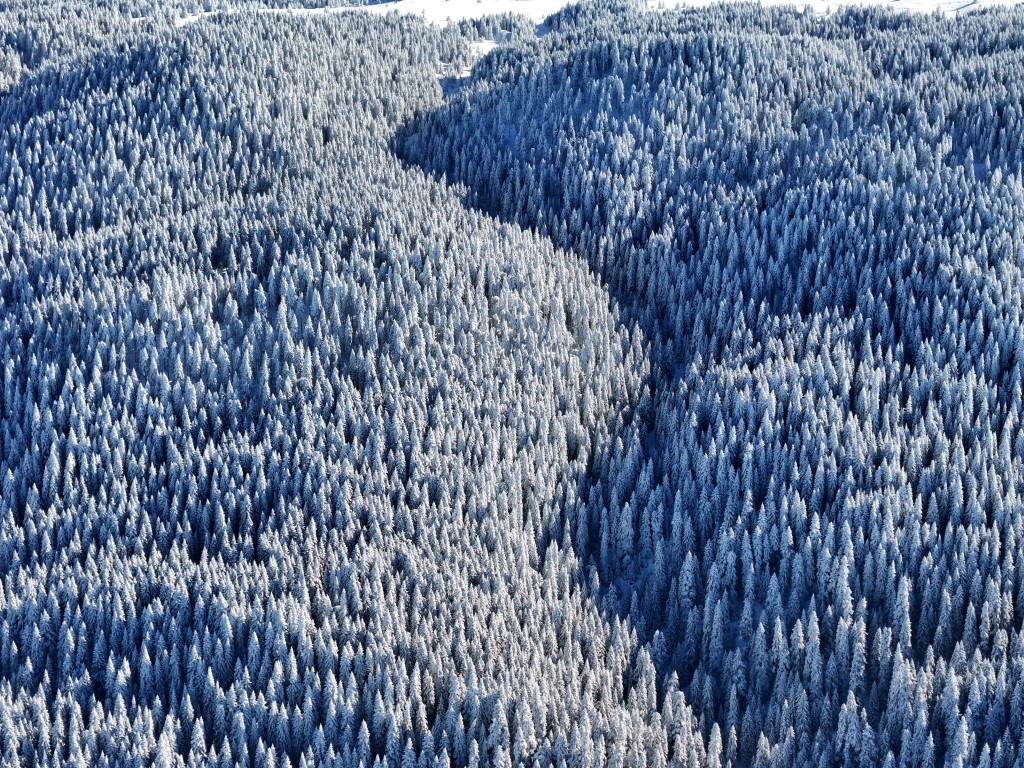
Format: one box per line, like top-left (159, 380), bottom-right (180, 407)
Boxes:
top-left (3, 0), bottom-right (1024, 766)
top-left (0, 7), bottom-right (698, 767)
top-left (401, 3), bottom-right (1024, 766)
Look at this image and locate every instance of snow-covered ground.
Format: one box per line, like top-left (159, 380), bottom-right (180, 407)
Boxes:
top-left (176, 0), bottom-right (1020, 28)
top-left (174, 1), bottom-right (572, 27)
top-left (465, 39), bottom-right (498, 71)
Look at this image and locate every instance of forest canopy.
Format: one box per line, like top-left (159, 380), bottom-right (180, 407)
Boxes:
top-left (2, 1), bottom-right (1024, 767)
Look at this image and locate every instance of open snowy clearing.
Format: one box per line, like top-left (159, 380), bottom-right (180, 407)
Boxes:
top-left (176, 0), bottom-right (1021, 28)
top-left (175, 1), bottom-right (578, 26)
top-left (174, 1), bottom-right (572, 26)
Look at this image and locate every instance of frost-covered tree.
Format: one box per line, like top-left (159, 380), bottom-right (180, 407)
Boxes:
top-left (401, 2), bottom-right (1024, 765)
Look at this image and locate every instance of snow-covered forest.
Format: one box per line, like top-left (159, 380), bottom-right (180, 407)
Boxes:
top-left (2, 1), bottom-right (1024, 766)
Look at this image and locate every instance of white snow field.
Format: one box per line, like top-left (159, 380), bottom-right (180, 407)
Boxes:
top-left (175, 1), bottom-right (576, 26)
top-left (177, 0), bottom-right (1021, 27)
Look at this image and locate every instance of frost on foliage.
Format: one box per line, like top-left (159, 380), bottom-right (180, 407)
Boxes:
top-left (401, 3), bottom-right (1024, 767)
top-left (0, 7), bottom-right (681, 767)
top-left (3, 1), bottom-right (1024, 768)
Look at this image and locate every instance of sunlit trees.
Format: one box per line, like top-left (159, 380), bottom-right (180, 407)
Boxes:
top-left (4, 0), bottom-right (1024, 765)
top-left (401, 3), bottom-right (1024, 766)
top-left (0, 3), bottom-right (695, 765)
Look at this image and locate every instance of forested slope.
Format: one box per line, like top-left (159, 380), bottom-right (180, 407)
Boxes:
top-left (400, 3), bottom-right (1024, 767)
top-left (0, 8), bottom-right (701, 767)
top-left (2, 1), bottom-right (1024, 767)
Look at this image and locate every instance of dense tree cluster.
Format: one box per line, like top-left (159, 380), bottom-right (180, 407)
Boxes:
top-left (5, 0), bottom-right (1024, 766)
top-left (0, 0), bottom-right (391, 88)
top-left (0, 7), bottom-right (705, 767)
top-left (401, 3), bottom-right (1024, 767)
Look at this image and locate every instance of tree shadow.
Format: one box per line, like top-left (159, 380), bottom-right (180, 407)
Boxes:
top-left (390, 30), bottom-right (849, 677)
top-left (390, 10), bottom-right (1024, 725)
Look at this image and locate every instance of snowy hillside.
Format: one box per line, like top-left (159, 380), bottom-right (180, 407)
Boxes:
top-left (372, 0), bottom-right (1020, 19)
top-left (2, 1), bottom-right (1024, 767)
top-left (173, 0), bottom-right (1023, 29)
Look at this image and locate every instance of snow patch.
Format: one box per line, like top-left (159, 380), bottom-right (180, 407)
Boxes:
top-left (176, 11), bottom-right (216, 27)
top-left (463, 39), bottom-right (498, 74)
top-left (175, 1), bottom-right (581, 27)
top-left (175, 0), bottom-right (1023, 31)
top-left (438, 37), bottom-right (501, 90)
top-left (349, 0), bottom-right (581, 24)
